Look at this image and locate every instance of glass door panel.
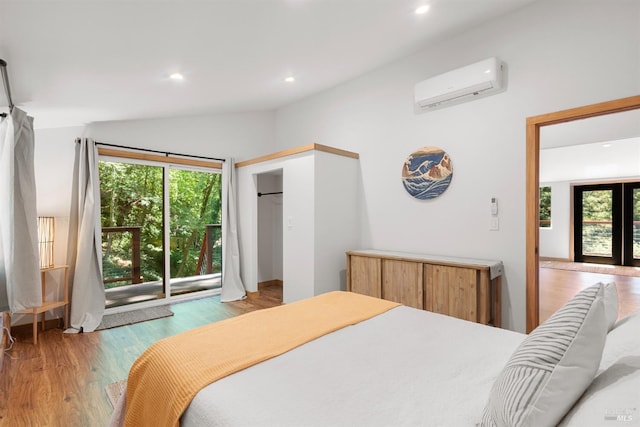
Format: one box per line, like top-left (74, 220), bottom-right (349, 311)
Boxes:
top-left (574, 184), bottom-right (621, 265)
top-left (581, 189), bottom-right (613, 257)
top-left (100, 161), bottom-right (165, 308)
top-left (633, 188), bottom-right (640, 262)
top-left (168, 168), bottom-right (222, 296)
top-left (623, 183), bottom-right (640, 266)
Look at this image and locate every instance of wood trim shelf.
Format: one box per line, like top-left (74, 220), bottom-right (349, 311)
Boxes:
top-left (98, 148), bottom-right (223, 170)
top-left (235, 144), bottom-right (359, 168)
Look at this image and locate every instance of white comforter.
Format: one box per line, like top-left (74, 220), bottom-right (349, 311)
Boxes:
top-left (181, 306), bottom-right (524, 427)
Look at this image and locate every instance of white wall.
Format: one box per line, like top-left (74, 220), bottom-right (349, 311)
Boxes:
top-left (274, 0), bottom-right (640, 332)
top-left (86, 111), bottom-right (276, 161)
top-left (313, 152), bottom-right (360, 295)
top-left (539, 181), bottom-right (571, 260)
top-left (282, 155), bottom-right (316, 302)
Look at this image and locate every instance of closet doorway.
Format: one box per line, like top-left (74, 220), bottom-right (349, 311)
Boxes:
top-left (256, 169), bottom-right (284, 301)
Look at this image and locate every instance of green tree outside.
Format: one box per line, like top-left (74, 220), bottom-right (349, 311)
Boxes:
top-left (539, 186), bottom-right (551, 228)
top-left (99, 161), bottom-right (222, 289)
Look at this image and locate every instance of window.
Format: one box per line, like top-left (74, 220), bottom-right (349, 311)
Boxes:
top-left (539, 186), bottom-right (551, 228)
top-left (99, 154), bottom-right (223, 308)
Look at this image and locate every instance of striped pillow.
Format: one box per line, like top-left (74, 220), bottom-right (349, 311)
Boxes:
top-left (481, 283), bottom-right (607, 427)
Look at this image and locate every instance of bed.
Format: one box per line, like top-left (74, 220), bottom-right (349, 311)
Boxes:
top-left (110, 285), bottom-right (640, 427)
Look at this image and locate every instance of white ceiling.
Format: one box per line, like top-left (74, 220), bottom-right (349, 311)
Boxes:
top-left (0, 0), bottom-right (539, 129)
top-left (540, 108), bottom-right (640, 183)
top-left (541, 108), bottom-right (640, 149)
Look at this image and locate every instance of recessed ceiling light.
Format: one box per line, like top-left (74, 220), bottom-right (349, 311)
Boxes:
top-left (415, 5), bottom-right (430, 14)
top-left (602, 143), bottom-right (612, 148)
top-left (169, 72), bottom-right (184, 81)
top-left (284, 76), bottom-right (295, 83)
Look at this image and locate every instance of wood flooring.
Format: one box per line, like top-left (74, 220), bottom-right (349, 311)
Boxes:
top-left (0, 285), bottom-right (282, 427)
top-left (539, 267), bottom-right (640, 323)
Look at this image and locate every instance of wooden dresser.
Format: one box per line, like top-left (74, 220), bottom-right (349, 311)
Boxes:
top-left (346, 250), bottom-right (503, 327)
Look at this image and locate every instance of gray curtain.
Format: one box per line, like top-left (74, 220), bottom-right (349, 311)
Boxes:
top-left (220, 158), bottom-right (246, 302)
top-left (0, 108), bottom-right (42, 313)
top-left (65, 138), bottom-right (104, 333)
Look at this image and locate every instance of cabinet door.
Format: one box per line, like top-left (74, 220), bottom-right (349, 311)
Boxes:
top-left (349, 255), bottom-right (381, 298)
top-left (382, 259), bottom-right (423, 309)
top-left (424, 264), bottom-right (477, 322)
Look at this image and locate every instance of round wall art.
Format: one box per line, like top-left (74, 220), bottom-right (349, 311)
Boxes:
top-left (401, 146), bottom-right (453, 200)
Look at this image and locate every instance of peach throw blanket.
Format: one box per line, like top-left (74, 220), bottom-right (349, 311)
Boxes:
top-left (124, 291), bottom-right (400, 427)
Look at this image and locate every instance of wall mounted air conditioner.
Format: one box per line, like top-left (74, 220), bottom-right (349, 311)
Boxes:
top-left (414, 57), bottom-right (504, 112)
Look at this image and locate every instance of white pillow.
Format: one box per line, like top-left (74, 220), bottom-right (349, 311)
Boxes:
top-left (600, 308), bottom-right (640, 371)
top-left (558, 356), bottom-right (640, 427)
top-left (559, 308), bottom-right (640, 426)
top-left (481, 283), bottom-right (607, 427)
top-left (603, 282), bottom-right (618, 332)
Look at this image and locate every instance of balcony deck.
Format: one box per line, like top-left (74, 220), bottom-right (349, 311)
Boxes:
top-left (105, 274), bottom-right (221, 309)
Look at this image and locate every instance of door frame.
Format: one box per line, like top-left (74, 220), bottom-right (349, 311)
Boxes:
top-left (526, 95), bottom-right (640, 333)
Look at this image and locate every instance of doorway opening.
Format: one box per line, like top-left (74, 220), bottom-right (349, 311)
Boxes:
top-left (526, 95), bottom-right (640, 332)
top-left (256, 170), bottom-right (283, 303)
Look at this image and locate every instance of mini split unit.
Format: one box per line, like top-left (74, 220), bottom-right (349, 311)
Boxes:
top-left (414, 57), bottom-right (505, 112)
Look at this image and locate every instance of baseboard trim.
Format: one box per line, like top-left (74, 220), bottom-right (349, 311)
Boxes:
top-left (10, 317), bottom-right (63, 335)
top-left (540, 257), bottom-right (572, 262)
top-left (258, 280), bottom-right (283, 290)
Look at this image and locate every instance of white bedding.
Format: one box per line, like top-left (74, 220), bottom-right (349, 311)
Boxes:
top-left (112, 304), bottom-right (640, 427)
top-left (558, 311), bottom-right (640, 427)
top-left (181, 306), bottom-right (523, 427)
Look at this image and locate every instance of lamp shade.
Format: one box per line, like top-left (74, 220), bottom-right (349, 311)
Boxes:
top-left (37, 216), bottom-right (55, 269)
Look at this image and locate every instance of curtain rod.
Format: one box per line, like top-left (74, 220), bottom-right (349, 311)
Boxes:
top-left (91, 141), bottom-right (226, 163)
top-left (258, 191), bottom-right (283, 197)
top-left (0, 58), bottom-right (15, 118)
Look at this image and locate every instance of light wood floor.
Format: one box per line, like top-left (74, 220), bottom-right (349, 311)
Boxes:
top-left (0, 285), bottom-right (282, 427)
top-left (540, 267), bottom-right (640, 323)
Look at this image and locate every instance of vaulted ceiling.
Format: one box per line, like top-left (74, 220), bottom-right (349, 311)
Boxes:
top-left (0, 0), bottom-right (538, 129)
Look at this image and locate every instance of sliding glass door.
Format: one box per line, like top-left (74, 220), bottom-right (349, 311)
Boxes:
top-left (169, 168), bottom-right (222, 296)
top-left (99, 157), bottom-right (222, 308)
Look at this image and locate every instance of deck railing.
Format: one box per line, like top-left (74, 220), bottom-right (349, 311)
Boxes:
top-left (102, 224), bottom-right (222, 287)
top-left (102, 226), bottom-right (142, 284)
top-left (196, 224), bottom-right (222, 275)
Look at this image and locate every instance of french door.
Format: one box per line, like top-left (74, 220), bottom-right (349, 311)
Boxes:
top-left (574, 182), bottom-right (640, 266)
top-left (623, 182), bottom-right (640, 266)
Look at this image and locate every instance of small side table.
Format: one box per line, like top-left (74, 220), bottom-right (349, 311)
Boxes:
top-left (15, 265), bottom-right (69, 344)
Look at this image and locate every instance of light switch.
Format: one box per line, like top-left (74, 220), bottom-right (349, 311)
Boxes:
top-left (287, 216), bottom-right (294, 230)
top-left (490, 217), bottom-right (499, 231)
